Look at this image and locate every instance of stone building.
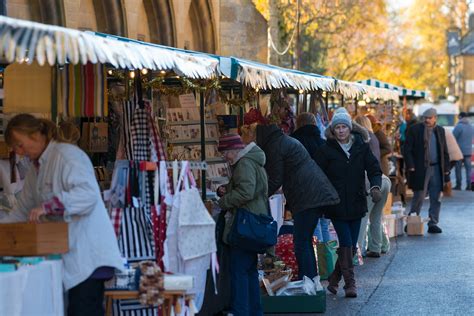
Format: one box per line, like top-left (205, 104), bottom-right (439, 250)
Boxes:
top-left (2, 0), bottom-right (267, 62)
top-left (448, 14), bottom-right (474, 112)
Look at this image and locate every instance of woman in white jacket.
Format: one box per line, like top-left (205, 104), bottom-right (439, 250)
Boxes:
top-left (2, 114), bottom-right (123, 316)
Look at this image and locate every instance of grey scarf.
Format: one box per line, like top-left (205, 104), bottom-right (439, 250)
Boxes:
top-left (424, 125), bottom-right (433, 168)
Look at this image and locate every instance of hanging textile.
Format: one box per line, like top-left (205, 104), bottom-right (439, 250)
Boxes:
top-left (58, 63), bottom-right (108, 117)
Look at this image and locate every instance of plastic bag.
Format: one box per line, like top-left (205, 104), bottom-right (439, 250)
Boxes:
top-left (276, 276), bottom-right (318, 296)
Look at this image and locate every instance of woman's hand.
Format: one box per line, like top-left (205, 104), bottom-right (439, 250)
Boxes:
top-left (370, 187), bottom-right (382, 203)
top-left (29, 206), bottom-right (46, 223)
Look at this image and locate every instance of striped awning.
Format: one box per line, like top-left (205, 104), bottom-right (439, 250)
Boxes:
top-left (0, 16), bottom-right (219, 79)
top-left (358, 78), bottom-right (427, 98)
top-left (220, 56), bottom-right (335, 92)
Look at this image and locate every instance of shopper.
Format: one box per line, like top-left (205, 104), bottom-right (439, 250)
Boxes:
top-left (242, 119), bottom-right (339, 281)
top-left (315, 110), bottom-right (382, 297)
top-left (1, 114), bottom-right (123, 316)
top-left (453, 112), bottom-right (473, 190)
top-left (217, 133), bottom-right (268, 316)
top-left (354, 115), bottom-right (391, 257)
top-left (404, 108), bottom-right (450, 233)
top-left (367, 114), bottom-right (392, 176)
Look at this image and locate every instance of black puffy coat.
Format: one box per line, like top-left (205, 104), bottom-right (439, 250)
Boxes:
top-left (404, 123), bottom-right (450, 191)
top-left (315, 129), bottom-right (382, 221)
top-left (256, 124), bottom-right (340, 214)
top-left (290, 124), bottom-right (325, 161)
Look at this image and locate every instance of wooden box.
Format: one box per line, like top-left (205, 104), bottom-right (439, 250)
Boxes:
top-left (383, 192), bottom-right (393, 215)
top-left (0, 222), bottom-right (68, 256)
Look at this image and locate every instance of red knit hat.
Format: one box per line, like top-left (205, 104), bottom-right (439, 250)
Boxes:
top-left (218, 133), bottom-right (245, 152)
top-left (244, 108), bottom-right (268, 125)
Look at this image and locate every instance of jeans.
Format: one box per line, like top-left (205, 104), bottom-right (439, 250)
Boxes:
top-left (358, 175), bottom-right (392, 254)
top-left (455, 155), bottom-right (472, 188)
top-left (293, 208), bottom-right (319, 279)
top-left (230, 247), bottom-right (262, 316)
top-left (332, 219), bottom-right (362, 249)
top-left (314, 217), bottom-right (331, 242)
top-left (67, 277), bottom-right (105, 316)
top-left (410, 165), bottom-right (442, 226)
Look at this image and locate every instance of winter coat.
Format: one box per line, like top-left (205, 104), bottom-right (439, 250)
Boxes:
top-left (374, 129), bottom-right (392, 176)
top-left (368, 131), bottom-right (381, 163)
top-left (315, 127), bottom-right (382, 221)
top-left (256, 124), bottom-right (339, 215)
top-left (444, 128), bottom-right (463, 162)
top-left (453, 117), bottom-right (473, 156)
top-left (404, 123), bottom-right (450, 191)
top-left (290, 124), bottom-right (325, 161)
top-left (0, 141), bottom-right (124, 290)
top-left (218, 143), bottom-right (269, 243)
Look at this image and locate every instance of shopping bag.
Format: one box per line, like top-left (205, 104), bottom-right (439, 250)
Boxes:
top-left (443, 181), bottom-right (452, 197)
top-left (228, 208), bottom-right (277, 254)
top-left (316, 240), bottom-right (338, 280)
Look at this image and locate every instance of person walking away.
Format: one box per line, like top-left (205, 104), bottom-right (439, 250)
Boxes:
top-left (404, 108), bottom-right (450, 233)
top-left (315, 111), bottom-right (382, 297)
top-left (241, 119), bottom-right (340, 281)
top-left (367, 114), bottom-right (392, 176)
top-left (453, 112), bottom-right (473, 190)
top-left (217, 133), bottom-right (269, 316)
top-left (444, 127), bottom-right (463, 171)
top-left (290, 112), bottom-right (331, 242)
top-left (0, 114), bottom-right (123, 316)
top-left (354, 115), bottom-right (391, 258)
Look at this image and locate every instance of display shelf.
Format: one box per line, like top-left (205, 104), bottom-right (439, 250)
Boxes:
top-left (167, 119), bottom-right (218, 126)
top-left (168, 138), bottom-right (218, 144)
top-left (207, 157), bottom-right (226, 163)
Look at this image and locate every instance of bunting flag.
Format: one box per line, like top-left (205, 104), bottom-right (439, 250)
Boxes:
top-left (58, 63), bottom-right (108, 118)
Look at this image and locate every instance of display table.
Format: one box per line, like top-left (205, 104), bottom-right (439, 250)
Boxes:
top-left (0, 260), bottom-right (63, 316)
top-left (104, 290), bottom-right (194, 316)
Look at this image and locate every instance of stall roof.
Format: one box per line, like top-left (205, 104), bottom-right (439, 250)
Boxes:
top-left (0, 16), bottom-right (219, 79)
top-left (358, 78), bottom-right (427, 99)
top-left (220, 56), bottom-right (335, 92)
top-left (344, 81), bottom-right (400, 101)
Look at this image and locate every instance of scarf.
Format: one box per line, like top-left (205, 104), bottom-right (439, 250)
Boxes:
top-left (424, 125), bottom-right (433, 168)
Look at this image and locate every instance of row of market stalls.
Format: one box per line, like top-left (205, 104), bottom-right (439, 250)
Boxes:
top-left (0, 15), bottom-right (425, 316)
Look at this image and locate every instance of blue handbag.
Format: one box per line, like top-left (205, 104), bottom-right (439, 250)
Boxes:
top-left (228, 208), bottom-right (277, 254)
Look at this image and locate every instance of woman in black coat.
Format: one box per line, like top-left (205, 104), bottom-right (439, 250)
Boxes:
top-left (242, 122), bottom-right (339, 281)
top-left (315, 109), bottom-right (382, 298)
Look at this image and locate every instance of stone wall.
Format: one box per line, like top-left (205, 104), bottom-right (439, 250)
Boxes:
top-left (220, 0), bottom-right (268, 63)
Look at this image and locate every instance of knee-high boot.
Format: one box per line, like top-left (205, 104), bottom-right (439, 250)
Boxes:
top-left (340, 246), bottom-right (357, 298)
top-left (327, 249), bottom-right (342, 294)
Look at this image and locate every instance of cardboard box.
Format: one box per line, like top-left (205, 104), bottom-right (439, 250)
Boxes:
top-left (406, 215), bottom-right (424, 236)
top-left (383, 192), bottom-right (393, 215)
top-left (261, 291), bottom-right (326, 313)
top-left (0, 222), bottom-right (68, 256)
top-left (395, 215), bottom-right (406, 236)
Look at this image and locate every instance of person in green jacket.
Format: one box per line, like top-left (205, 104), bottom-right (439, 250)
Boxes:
top-left (217, 133), bottom-right (268, 316)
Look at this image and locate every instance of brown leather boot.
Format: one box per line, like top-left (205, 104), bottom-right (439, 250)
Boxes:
top-left (326, 255), bottom-right (341, 294)
top-left (339, 246), bottom-right (357, 298)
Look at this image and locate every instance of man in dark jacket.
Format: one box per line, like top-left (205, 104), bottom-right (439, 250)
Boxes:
top-left (404, 108), bottom-right (450, 233)
top-left (256, 124), bottom-right (339, 280)
top-left (290, 112), bottom-right (325, 161)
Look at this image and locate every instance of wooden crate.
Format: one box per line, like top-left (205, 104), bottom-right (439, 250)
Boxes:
top-left (0, 222), bottom-right (68, 256)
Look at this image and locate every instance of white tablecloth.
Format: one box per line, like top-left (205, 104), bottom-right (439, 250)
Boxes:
top-left (0, 260), bottom-right (64, 316)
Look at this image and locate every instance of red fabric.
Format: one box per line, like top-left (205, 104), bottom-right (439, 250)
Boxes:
top-left (110, 208), bottom-right (123, 236)
top-left (84, 63), bottom-right (95, 117)
top-left (42, 196), bottom-right (65, 216)
top-left (275, 234), bottom-right (318, 281)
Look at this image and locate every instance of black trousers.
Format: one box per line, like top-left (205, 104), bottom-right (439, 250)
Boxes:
top-left (67, 277), bottom-right (105, 316)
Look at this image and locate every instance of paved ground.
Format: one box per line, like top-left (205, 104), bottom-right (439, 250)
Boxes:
top-left (272, 189), bottom-right (474, 315)
top-left (329, 189), bottom-right (474, 316)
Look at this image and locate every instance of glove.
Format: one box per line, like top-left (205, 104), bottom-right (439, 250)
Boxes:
top-left (370, 187), bottom-right (382, 203)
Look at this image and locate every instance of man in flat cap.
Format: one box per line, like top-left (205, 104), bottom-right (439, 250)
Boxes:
top-left (404, 108), bottom-right (450, 233)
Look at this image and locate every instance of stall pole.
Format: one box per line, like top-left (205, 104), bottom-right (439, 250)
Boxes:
top-left (341, 95), bottom-right (345, 108)
top-left (199, 90), bottom-right (207, 200)
top-left (51, 65), bottom-right (58, 123)
top-left (325, 92), bottom-right (329, 113)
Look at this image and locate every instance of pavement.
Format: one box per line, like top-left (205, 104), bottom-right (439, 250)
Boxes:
top-left (273, 189), bottom-right (474, 315)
